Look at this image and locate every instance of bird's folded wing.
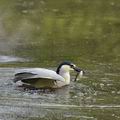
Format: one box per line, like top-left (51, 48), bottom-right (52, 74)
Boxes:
top-left (14, 68), bottom-right (65, 82)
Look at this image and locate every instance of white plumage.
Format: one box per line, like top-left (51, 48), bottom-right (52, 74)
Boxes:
top-left (13, 61), bottom-right (83, 89)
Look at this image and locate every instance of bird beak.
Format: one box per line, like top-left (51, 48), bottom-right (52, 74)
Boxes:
top-left (73, 67), bottom-right (85, 81)
top-left (73, 67), bottom-right (81, 72)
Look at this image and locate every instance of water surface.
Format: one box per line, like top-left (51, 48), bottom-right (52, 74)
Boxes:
top-left (0, 64), bottom-right (120, 120)
top-left (0, 0), bottom-right (120, 120)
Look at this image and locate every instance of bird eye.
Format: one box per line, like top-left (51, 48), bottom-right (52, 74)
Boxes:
top-left (70, 64), bottom-right (75, 68)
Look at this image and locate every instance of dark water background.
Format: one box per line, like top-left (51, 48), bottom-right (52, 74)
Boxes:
top-left (0, 0), bottom-right (120, 120)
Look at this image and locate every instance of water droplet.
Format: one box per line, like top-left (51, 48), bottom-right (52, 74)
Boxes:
top-left (111, 91), bottom-right (115, 94)
top-left (117, 91), bottom-right (120, 94)
top-left (112, 114), bottom-right (115, 116)
top-left (100, 83), bottom-right (104, 88)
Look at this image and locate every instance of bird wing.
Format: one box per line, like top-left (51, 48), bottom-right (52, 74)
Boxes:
top-left (21, 77), bottom-right (66, 89)
top-left (14, 68), bottom-right (65, 82)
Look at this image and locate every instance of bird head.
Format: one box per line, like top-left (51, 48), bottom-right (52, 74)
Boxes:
top-left (56, 61), bottom-right (84, 74)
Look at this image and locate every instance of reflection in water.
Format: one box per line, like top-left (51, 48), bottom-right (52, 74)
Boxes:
top-left (0, 0), bottom-right (119, 65)
top-left (0, 55), bottom-right (29, 63)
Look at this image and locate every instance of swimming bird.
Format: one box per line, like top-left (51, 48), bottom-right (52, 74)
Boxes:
top-left (13, 61), bottom-right (84, 89)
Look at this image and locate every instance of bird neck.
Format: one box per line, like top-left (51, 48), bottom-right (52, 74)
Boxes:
top-left (59, 71), bottom-right (70, 84)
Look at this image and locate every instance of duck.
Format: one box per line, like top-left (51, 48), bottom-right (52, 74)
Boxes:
top-left (13, 61), bottom-right (84, 89)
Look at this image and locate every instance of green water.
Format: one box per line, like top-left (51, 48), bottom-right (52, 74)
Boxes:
top-left (0, 0), bottom-right (120, 120)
